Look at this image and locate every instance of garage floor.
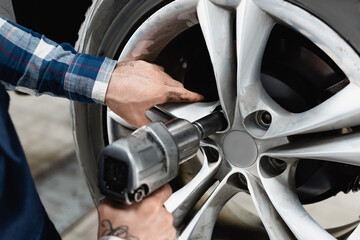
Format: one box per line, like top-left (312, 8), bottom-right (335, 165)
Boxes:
top-left (8, 92), bottom-right (98, 240)
top-left (8, 91), bottom-right (360, 240)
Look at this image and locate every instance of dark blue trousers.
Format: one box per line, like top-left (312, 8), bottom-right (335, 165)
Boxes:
top-left (0, 85), bottom-right (61, 240)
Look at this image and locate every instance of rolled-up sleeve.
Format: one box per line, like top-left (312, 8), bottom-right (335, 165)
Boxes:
top-left (0, 16), bottom-right (117, 104)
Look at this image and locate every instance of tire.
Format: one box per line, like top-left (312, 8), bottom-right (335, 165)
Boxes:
top-left (72, 0), bottom-right (360, 239)
top-left (72, 0), bottom-right (132, 204)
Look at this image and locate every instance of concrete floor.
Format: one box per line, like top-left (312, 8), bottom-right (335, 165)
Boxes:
top-left (8, 92), bottom-right (97, 239)
top-left (8, 92), bottom-right (75, 177)
top-left (7, 90), bottom-right (360, 239)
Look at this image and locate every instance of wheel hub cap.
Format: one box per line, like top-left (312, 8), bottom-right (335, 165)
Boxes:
top-left (223, 130), bottom-right (257, 168)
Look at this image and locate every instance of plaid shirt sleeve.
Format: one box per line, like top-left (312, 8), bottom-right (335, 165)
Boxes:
top-left (0, 16), bottom-right (117, 104)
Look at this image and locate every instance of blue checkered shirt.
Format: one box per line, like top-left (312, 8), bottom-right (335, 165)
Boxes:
top-left (0, 16), bottom-right (117, 104)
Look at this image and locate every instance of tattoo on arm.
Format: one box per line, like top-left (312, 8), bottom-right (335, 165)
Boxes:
top-left (101, 219), bottom-right (139, 240)
top-left (117, 62), bottom-right (135, 67)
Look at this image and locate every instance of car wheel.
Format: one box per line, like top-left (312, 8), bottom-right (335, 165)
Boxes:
top-left (72, 0), bottom-right (360, 239)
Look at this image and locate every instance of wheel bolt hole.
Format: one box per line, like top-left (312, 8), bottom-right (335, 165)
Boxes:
top-left (268, 158), bottom-right (287, 171)
top-left (260, 156), bottom-right (287, 178)
top-left (256, 111), bottom-right (272, 129)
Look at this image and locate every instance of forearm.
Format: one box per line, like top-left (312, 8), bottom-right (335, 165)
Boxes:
top-left (0, 16), bottom-right (116, 104)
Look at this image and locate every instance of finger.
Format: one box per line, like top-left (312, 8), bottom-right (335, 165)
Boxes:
top-left (167, 228), bottom-right (177, 240)
top-left (164, 86), bottom-right (204, 103)
top-left (148, 184), bottom-right (173, 204)
top-left (153, 70), bottom-right (183, 88)
top-left (142, 68), bottom-right (183, 88)
top-left (160, 229), bottom-right (176, 240)
top-left (160, 73), bottom-right (184, 88)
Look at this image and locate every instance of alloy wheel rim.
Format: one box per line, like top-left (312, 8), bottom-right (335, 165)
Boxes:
top-left (106, 0), bottom-right (360, 239)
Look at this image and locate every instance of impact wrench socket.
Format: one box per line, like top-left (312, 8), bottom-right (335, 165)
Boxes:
top-left (98, 111), bottom-right (227, 204)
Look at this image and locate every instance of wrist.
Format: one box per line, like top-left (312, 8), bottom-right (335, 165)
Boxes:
top-left (91, 57), bottom-right (117, 104)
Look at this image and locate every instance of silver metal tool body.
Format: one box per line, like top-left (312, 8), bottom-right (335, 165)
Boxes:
top-left (98, 111), bottom-right (226, 204)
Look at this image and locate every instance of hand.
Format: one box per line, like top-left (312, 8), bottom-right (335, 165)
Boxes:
top-left (97, 184), bottom-right (175, 240)
top-left (105, 60), bottom-right (204, 127)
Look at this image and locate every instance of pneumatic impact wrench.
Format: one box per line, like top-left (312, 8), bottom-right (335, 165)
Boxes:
top-left (98, 111), bottom-right (227, 204)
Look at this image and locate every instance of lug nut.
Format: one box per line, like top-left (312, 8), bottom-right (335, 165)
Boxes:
top-left (268, 157), bottom-right (287, 172)
top-left (260, 156), bottom-right (287, 178)
top-left (256, 111), bottom-right (272, 129)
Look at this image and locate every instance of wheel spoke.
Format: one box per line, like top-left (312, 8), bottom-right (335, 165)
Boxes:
top-left (264, 84), bottom-right (360, 138)
top-left (245, 173), bottom-right (295, 239)
top-left (237, 0), bottom-right (276, 118)
top-left (210, 0), bottom-right (241, 8)
top-left (165, 139), bottom-right (223, 227)
top-left (155, 101), bottom-right (220, 123)
top-left (264, 131), bottom-right (360, 166)
top-left (178, 170), bottom-right (244, 240)
top-left (260, 162), bottom-right (336, 239)
top-left (197, 0), bottom-right (237, 129)
top-left (326, 221), bottom-right (360, 239)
